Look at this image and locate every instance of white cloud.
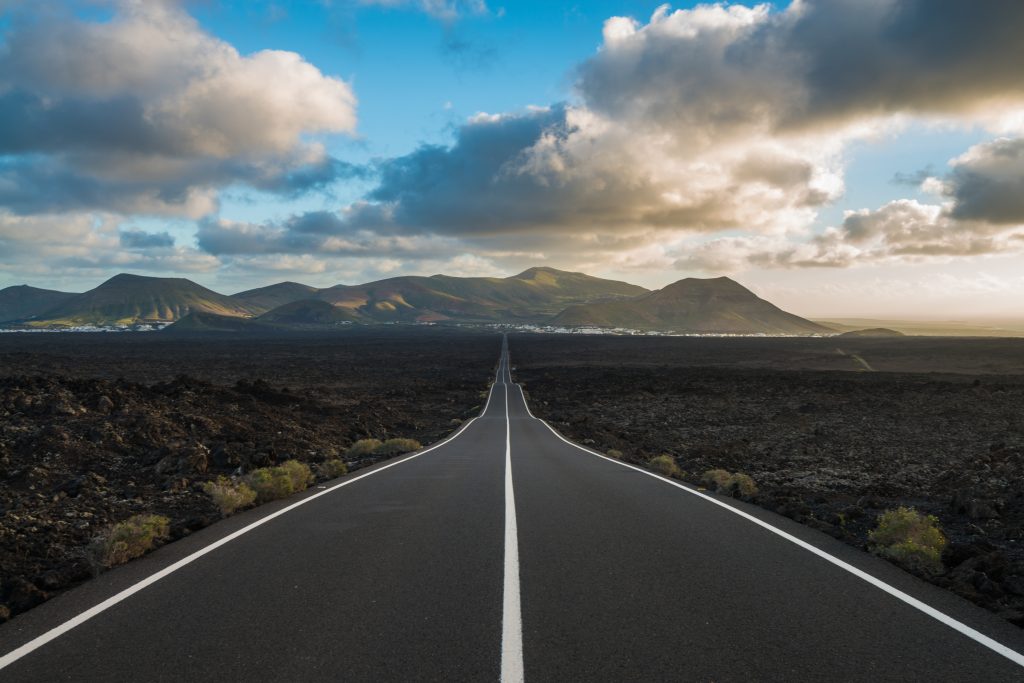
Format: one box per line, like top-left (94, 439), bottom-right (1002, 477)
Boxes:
top-left (0, 0), bottom-right (357, 216)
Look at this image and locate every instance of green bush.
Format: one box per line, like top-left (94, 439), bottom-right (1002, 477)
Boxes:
top-left (649, 454), bottom-right (681, 478)
top-left (346, 438), bottom-right (384, 457)
top-left (99, 514), bottom-right (170, 567)
top-left (317, 459), bottom-right (349, 479)
top-left (279, 460), bottom-right (313, 490)
top-left (375, 438), bottom-right (422, 456)
top-left (247, 467), bottom-right (293, 503)
top-left (724, 472), bottom-right (758, 497)
top-left (701, 469), bottom-right (732, 490)
top-left (202, 477), bottom-right (256, 515)
top-left (606, 449), bottom-right (623, 459)
top-left (700, 469), bottom-right (758, 497)
top-left (869, 507), bottom-right (947, 575)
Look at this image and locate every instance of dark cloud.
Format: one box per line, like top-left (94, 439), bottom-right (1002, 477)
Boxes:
top-left (119, 229), bottom-right (176, 249)
top-left (946, 138), bottom-right (1024, 225)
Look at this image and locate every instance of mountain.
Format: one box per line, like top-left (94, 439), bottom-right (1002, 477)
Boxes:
top-left (29, 274), bottom-right (259, 326)
top-left (229, 281), bottom-right (320, 314)
top-left (838, 327), bottom-right (905, 338)
top-left (163, 311), bottom-right (272, 333)
top-left (551, 276), bottom-right (832, 335)
top-left (318, 267), bottom-right (648, 323)
top-left (0, 285), bottom-right (78, 323)
top-left (256, 299), bottom-right (361, 325)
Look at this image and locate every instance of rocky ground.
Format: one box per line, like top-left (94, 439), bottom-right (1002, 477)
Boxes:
top-left (511, 333), bottom-right (1024, 627)
top-left (0, 328), bottom-right (501, 621)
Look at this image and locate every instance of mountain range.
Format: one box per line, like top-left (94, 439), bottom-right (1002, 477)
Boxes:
top-left (0, 267), bottom-right (833, 335)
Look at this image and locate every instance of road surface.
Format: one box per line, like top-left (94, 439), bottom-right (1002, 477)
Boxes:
top-left (2, 336), bottom-right (1023, 681)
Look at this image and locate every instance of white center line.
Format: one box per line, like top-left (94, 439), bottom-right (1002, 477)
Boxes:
top-left (500, 348), bottom-right (525, 683)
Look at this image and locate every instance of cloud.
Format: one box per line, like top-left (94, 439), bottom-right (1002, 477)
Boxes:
top-left (195, 212), bottom-right (464, 259)
top-left (0, 211), bottom-right (218, 278)
top-left (674, 198), bottom-right (1024, 273)
top-left (356, 0), bottom-right (489, 21)
top-left (944, 137), bottom-right (1024, 224)
top-left (317, 0), bottom-right (1024, 273)
top-left (119, 229), bottom-right (176, 249)
top-left (0, 0), bottom-right (357, 217)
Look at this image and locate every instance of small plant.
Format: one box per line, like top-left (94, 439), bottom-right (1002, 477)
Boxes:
top-left (701, 469), bottom-right (758, 497)
top-left (98, 514), bottom-right (171, 567)
top-left (701, 469), bottom-right (732, 490)
top-left (346, 438), bottom-right (384, 457)
top-left (246, 460), bottom-right (313, 503)
top-left (317, 459), bottom-right (349, 479)
top-left (279, 460), bottom-right (313, 490)
top-left (375, 438), bottom-right (422, 456)
top-left (869, 507), bottom-right (947, 575)
top-left (724, 472), bottom-right (758, 497)
top-left (650, 454), bottom-right (681, 478)
top-left (606, 449), bottom-right (623, 459)
top-left (202, 477), bottom-right (256, 515)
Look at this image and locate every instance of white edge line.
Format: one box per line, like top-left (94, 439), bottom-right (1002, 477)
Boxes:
top-left (515, 383), bottom-right (1024, 668)
top-left (0, 358), bottom-right (506, 672)
top-left (501, 351), bottom-right (525, 683)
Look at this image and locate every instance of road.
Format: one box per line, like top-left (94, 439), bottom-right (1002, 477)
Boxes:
top-left (2, 335), bottom-right (1023, 681)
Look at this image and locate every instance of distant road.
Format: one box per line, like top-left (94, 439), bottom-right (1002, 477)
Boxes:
top-left (2, 336), bottom-right (1023, 681)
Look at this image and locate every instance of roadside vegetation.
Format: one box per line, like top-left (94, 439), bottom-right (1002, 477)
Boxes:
top-left (96, 514), bottom-right (171, 568)
top-left (202, 477), bottom-right (257, 515)
top-left (649, 454), bottom-right (682, 478)
top-left (701, 469), bottom-right (758, 498)
top-left (346, 438), bottom-right (422, 459)
top-left (869, 507), bottom-right (947, 575)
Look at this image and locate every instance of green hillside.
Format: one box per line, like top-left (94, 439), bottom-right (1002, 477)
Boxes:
top-left (30, 274), bottom-right (259, 326)
top-left (318, 267), bottom-right (648, 323)
top-left (551, 277), bottom-right (832, 335)
top-left (229, 281), bottom-right (320, 314)
top-left (0, 285), bottom-right (78, 323)
top-left (256, 299), bottom-right (362, 325)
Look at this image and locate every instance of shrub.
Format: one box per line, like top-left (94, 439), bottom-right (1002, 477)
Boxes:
top-left (650, 454), bottom-right (681, 478)
top-left (317, 459), bottom-right (349, 479)
top-left (606, 449), bottom-right (623, 459)
top-left (869, 507), bottom-right (947, 575)
top-left (700, 469), bottom-right (759, 497)
top-left (247, 467), bottom-right (294, 503)
top-left (279, 460), bottom-right (313, 490)
top-left (99, 514), bottom-right (170, 567)
top-left (701, 469), bottom-right (732, 490)
top-left (375, 438), bottom-right (422, 456)
top-left (725, 473), bottom-right (758, 497)
top-left (346, 438), bottom-right (384, 458)
top-left (202, 477), bottom-right (256, 515)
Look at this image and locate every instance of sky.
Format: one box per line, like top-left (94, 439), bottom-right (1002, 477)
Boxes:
top-left (1, 0), bottom-right (1024, 319)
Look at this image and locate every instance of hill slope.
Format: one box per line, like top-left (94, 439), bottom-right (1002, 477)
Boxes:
top-left (0, 285), bottom-right (78, 323)
top-left (551, 277), bottom-right (832, 335)
top-left (229, 282), bottom-right (320, 314)
top-left (256, 299), bottom-right (362, 325)
top-left (31, 274), bottom-right (258, 326)
top-left (318, 267), bottom-right (647, 323)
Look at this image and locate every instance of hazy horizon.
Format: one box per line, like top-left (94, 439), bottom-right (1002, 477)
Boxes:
top-left (2, 1), bottom-right (1023, 320)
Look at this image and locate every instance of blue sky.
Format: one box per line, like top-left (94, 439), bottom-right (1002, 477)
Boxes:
top-left (2, 1), bottom-right (1024, 317)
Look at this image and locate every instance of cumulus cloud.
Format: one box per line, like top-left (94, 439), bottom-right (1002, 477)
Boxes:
top-left (0, 0), bottom-right (357, 217)
top-left (325, 0), bottom-right (1024, 268)
top-left (0, 211), bottom-right (218, 278)
top-left (674, 198), bottom-right (1024, 273)
top-left (944, 138), bottom-right (1024, 224)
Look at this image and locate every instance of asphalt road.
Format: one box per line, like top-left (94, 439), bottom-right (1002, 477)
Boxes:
top-left (2, 335), bottom-right (1024, 681)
